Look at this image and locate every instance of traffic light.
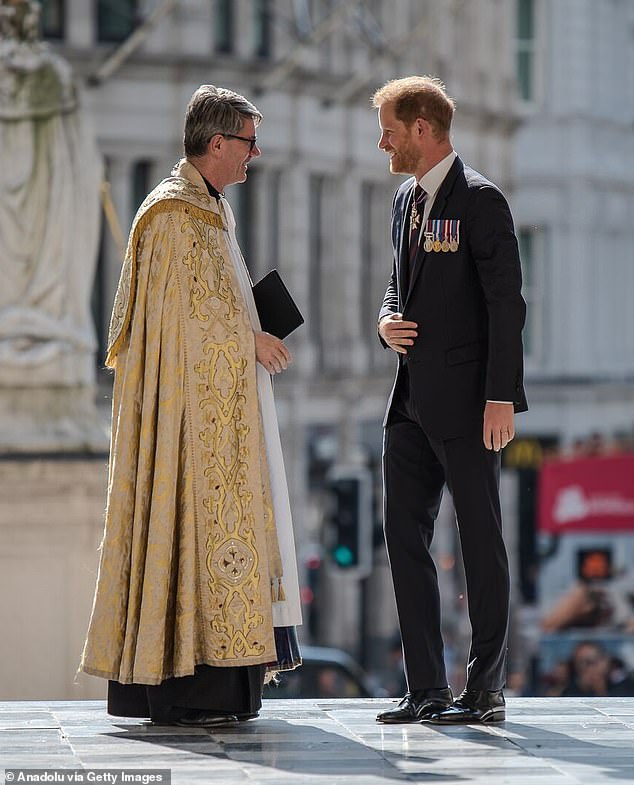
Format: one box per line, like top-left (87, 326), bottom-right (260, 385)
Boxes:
top-left (325, 465), bottom-right (373, 577)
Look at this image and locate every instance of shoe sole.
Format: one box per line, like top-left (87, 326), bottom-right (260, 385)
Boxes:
top-left (376, 705), bottom-right (451, 724)
top-left (430, 707), bottom-right (505, 725)
top-left (173, 717), bottom-right (239, 728)
top-left (376, 717), bottom-right (424, 724)
top-left (174, 720), bottom-right (239, 728)
top-left (480, 708), bottom-right (505, 723)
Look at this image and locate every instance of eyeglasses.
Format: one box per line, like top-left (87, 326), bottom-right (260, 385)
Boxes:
top-left (221, 133), bottom-right (258, 152)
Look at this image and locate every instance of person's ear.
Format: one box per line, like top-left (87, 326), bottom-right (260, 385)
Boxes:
top-left (414, 117), bottom-right (426, 138)
top-left (208, 133), bottom-right (223, 154)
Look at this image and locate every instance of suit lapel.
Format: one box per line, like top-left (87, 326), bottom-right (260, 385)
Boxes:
top-left (405, 156), bottom-right (463, 306)
top-left (398, 184), bottom-right (415, 304)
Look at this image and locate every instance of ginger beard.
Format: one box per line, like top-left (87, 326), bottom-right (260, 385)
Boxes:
top-left (387, 134), bottom-right (419, 175)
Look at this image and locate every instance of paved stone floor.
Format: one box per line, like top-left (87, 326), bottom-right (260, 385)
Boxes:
top-left (2, 698), bottom-right (634, 784)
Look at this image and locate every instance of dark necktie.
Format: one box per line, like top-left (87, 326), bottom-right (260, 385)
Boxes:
top-left (407, 184), bottom-right (427, 284)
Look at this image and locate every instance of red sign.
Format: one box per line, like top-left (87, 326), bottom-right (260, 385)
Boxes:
top-left (538, 454), bottom-right (634, 533)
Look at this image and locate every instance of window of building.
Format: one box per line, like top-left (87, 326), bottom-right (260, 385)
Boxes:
top-left (91, 218), bottom-right (108, 364)
top-left (308, 175), bottom-right (324, 364)
top-left (131, 160), bottom-right (151, 221)
top-left (38, 0), bottom-right (64, 39)
top-left (97, 0), bottom-right (138, 43)
top-left (360, 181), bottom-right (393, 371)
top-left (254, 0), bottom-right (272, 58)
top-left (516, 0), bottom-right (535, 101)
top-left (360, 182), bottom-right (378, 365)
top-left (293, 0), bottom-right (312, 38)
top-left (232, 167), bottom-right (259, 275)
top-left (518, 227), bottom-right (545, 362)
top-left (215, 0), bottom-right (234, 53)
top-left (265, 170), bottom-right (281, 273)
top-left (307, 173), bottom-right (342, 372)
top-left (360, 183), bottom-right (377, 336)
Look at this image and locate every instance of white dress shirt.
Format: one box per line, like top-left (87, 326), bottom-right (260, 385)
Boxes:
top-left (417, 149), bottom-right (457, 226)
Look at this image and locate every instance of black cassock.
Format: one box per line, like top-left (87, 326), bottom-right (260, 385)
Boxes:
top-left (108, 664), bottom-right (266, 722)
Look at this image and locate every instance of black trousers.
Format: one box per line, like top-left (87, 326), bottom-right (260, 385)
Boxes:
top-left (383, 367), bottom-right (509, 692)
top-left (107, 664), bottom-right (266, 723)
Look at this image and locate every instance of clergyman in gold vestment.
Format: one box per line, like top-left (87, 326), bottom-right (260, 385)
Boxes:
top-left (80, 85), bottom-right (302, 727)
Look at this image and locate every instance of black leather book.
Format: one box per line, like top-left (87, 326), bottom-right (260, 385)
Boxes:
top-left (252, 269), bottom-right (304, 339)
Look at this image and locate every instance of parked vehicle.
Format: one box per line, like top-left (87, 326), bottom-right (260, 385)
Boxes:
top-left (264, 645), bottom-right (377, 698)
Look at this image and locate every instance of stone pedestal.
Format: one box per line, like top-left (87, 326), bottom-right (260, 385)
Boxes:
top-left (0, 388), bottom-right (109, 453)
top-left (0, 386), bottom-right (109, 454)
top-left (0, 456), bottom-right (108, 699)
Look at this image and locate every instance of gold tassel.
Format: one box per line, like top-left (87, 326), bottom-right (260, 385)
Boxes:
top-left (270, 577), bottom-right (286, 602)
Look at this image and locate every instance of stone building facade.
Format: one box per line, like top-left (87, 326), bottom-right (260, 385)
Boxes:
top-left (512, 0), bottom-right (634, 446)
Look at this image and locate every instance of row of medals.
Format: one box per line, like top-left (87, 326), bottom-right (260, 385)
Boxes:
top-left (424, 234), bottom-right (459, 253)
top-left (412, 203), bottom-right (458, 253)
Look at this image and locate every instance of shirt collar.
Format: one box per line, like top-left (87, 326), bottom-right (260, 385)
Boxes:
top-left (202, 176), bottom-right (223, 200)
top-left (418, 150), bottom-right (457, 198)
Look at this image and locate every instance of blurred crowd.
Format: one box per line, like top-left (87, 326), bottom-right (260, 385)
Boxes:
top-left (558, 430), bottom-right (634, 460)
top-left (541, 641), bottom-right (634, 698)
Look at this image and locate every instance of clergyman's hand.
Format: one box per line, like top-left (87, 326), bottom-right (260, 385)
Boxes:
top-left (255, 331), bottom-right (292, 375)
top-left (483, 401), bottom-right (515, 452)
top-left (378, 313), bottom-right (418, 355)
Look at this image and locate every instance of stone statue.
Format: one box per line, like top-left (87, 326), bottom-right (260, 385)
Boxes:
top-left (0, 0), bottom-right (105, 450)
top-left (0, 0), bottom-right (39, 42)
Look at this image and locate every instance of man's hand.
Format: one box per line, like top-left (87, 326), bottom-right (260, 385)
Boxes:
top-left (483, 401), bottom-right (515, 452)
top-left (378, 313), bottom-right (418, 354)
top-left (255, 331), bottom-right (292, 375)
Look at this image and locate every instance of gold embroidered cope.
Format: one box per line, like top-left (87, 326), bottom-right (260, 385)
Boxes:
top-left (81, 168), bottom-right (283, 685)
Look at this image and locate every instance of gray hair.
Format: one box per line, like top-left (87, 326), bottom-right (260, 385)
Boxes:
top-left (184, 84), bottom-right (262, 157)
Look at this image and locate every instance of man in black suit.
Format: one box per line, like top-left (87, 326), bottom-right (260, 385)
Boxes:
top-left (372, 76), bottom-right (527, 725)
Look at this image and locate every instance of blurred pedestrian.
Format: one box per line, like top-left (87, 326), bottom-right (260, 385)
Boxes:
top-left (563, 642), bottom-right (634, 697)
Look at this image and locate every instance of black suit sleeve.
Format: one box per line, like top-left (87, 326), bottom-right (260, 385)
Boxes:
top-left (377, 190), bottom-right (400, 347)
top-left (467, 186), bottom-right (526, 405)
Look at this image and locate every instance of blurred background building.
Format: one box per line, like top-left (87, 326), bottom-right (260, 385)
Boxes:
top-left (0, 0), bottom-right (632, 700)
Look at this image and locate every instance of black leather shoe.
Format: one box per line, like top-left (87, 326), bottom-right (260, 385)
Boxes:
top-left (428, 689), bottom-right (505, 724)
top-left (236, 711), bottom-right (259, 721)
top-left (173, 710), bottom-right (239, 727)
top-left (376, 687), bottom-right (453, 724)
